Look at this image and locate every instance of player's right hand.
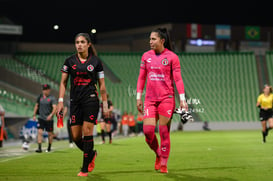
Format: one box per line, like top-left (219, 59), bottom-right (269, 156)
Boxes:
top-left (57, 102), bottom-right (64, 116)
top-left (136, 99), bottom-right (143, 113)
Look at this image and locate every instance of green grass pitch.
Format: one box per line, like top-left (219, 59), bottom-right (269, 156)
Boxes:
top-left (1, 130), bottom-right (273, 181)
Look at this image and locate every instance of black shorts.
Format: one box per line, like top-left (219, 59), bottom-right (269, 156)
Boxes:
top-left (103, 117), bottom-right (113, 124)
top-left (37, 118), bottom-right (54, 132)
top-left (70, 96), bottom-right (99, 126)
top-left (259, 109), bottom-right (273, 121)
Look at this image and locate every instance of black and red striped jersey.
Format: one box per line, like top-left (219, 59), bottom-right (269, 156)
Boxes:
top-left (61, 54), bottom-right (104, 102)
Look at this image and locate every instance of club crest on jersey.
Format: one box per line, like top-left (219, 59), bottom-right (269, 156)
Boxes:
top-left (162, 58), bottom-right (168, 65)
top-left (87, 65), bottom-right (94, 72)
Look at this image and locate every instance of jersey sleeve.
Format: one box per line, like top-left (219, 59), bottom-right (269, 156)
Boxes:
top-left (61, 58), bottom-right (70, 73)
top-left (136, 54), bottom-right (147, 94)
top-left (95, 57), bottom-right (104, 79)
top-left (257, 94), bottom-right (262, 103)
top-left (172, 54), bottom-right (185, 95)
top-left (51, 96), bottom-right (57, 105)
top-left (36, 94), bottom-right (41, 104)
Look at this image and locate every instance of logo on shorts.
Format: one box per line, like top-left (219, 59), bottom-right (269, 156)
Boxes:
top-left (167, 110), bottom-right (172, 115)
top-left (71, 115), bottom-right (76, 123)
top-left (87, 65), bottom-right (94, 72)
top-left (162, 58), bottom-right (168, 65)
top-left (161, 146), bottom-right (166, 152)
top-left (89, 115), bottom-right (94, 120)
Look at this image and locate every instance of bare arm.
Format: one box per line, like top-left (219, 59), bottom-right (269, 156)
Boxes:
top-left (57, 72), bottom-right (69, 113)
top-left (98, 78), bottom-right (108, 113)
top-left (47, 104), bottom-right (57, 120)
top-left (33, 103), bottom-right (39, 120)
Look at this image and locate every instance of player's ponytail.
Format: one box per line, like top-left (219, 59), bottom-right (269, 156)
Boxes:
top-left (152, 27), bottom-right (173, 51)
top-left (75, 33), bottom-right (98, 56)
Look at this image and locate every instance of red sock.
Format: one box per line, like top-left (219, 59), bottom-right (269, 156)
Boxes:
top-left (159, 125), bottom-right (170, 166)
top-left (143, 125), bottom-right (160, 156)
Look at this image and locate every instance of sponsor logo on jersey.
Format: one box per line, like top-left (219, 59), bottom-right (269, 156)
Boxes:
top-left (162, 58), bottom-right (168, 65)
top-left (148, 72), bottom-right (165, 81)
top-left (87, 65), bottom-right (94, 72)
top-left (146, 58), bottom-right (152, 63)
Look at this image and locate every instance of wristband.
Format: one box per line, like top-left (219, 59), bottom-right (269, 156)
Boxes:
top-left (58, 98), bottom-right (64, 102)
top-left (179, 94), bottom-right (185, 101)
top-left (136, 92), bottom-right (142, 100)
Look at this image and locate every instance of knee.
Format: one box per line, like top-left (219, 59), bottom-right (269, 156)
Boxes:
top-left (143, 125), bottom-right (155, 140)
top-left (82, 124), bottom-right (93, 136)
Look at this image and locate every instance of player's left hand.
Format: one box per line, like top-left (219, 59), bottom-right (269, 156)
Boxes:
top-left (180, 100), bottom-right (188, 111)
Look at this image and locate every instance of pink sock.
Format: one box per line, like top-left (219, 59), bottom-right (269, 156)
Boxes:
top-left (143, 125), bottom-right (160, 156)
top-left (159, 125), bottom-right (170, 166)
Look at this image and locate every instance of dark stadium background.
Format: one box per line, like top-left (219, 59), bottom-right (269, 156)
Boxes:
top-left (1, 0), bottom-right (272, 43)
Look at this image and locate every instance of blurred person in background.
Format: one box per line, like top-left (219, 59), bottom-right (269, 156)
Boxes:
top-left (128, 112), bottom-right (136, 136)
top-left (99, 94), bottom-right (114, 144)
top-left (0, 103), bottom-right (6, 147)
top-left (57, 33), bottom-right (108, 177)
top-left (256, 84), bottom-right (273, 143)
top-left (63, 99), bottom-right (73, 147)
top-left (136, 27), bottom-right (188, 173)
top-left (33, 84), bottom-right (57, 153)
top-left (136, 112), bottom-right (144, 135)
top-left (121, 111), bottom-right (129, 136)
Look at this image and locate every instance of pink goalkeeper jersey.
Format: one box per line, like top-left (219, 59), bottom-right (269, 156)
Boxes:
top-left (137, 48), bottom-right (185, 102)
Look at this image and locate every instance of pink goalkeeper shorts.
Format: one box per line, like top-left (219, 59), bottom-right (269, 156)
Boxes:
top-left (143, 98), bottom-right (175, 119)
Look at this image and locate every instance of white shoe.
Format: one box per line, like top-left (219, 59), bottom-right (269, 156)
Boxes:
top-left (69, 143), bottom-right (74, 148)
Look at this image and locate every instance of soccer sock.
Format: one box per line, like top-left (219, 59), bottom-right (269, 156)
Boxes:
top-left (159, 125), bottom-right (170, 166)
top-left (47, 143), bottom-right (51, 151)
top-left (143, 125), bottom-right (160, 157)
top-left (74, 138), bottom-right (84, 151)
top-left (107, 131), bottom-right (112, 140)
top-left (101, 130), bottom-right (105, 141)
top-left (81, 136), bottom-right (94, 173)
top-left (38, 143), bottom-right (42, 150)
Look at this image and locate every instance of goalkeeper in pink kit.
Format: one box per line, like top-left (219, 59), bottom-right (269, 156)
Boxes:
top-left (136, 27), bottom-right (188, 173)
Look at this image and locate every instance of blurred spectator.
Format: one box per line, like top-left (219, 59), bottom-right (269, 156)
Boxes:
top-left (63, 99), bottom-right (73, 147)
top-left (202, 121), bottom-right (210, 131)
top-left (0, 103), bottom-right (6, 147)
top-left (121, 111), bottom-right (129, 136)
top-left (136, 112), bottom-right (144, 135)
top-left (99, 94), bottom-right (114, 144)
top-left (128, 112), bottom-right (136, 136)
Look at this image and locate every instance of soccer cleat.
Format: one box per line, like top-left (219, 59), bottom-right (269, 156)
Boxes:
top-left (160, 165), bottom-right (168, 173)
top-left (77, 172), bottom-right (88, 177)
top-left (174, 108), bottom-right (194, 124)
top-left (154, 156), bottom-right (161, 170)
top-left (35, 149), bottom-right (42, 153)
top-left (88, 150), bottom-right (97, 172)
top-left (262, 131), bottom-right (266, 143)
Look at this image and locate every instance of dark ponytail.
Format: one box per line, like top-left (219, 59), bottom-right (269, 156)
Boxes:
top-left (152, 27), bottom-right (173, 51)
top-left (74, 33), bottom-right (97, 56)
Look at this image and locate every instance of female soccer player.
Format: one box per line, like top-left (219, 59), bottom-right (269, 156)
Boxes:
top-left (256, 84), bottom-right (273, 143)
top-left (136, 27), bottom-right (188, 173)
top-left (57, 33), bottom-right (108, 177)
top-left (100, 94), bottom-right (114, 144)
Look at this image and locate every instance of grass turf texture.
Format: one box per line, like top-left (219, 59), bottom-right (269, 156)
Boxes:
top-left (0, 130), bottom-right (273, 181)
